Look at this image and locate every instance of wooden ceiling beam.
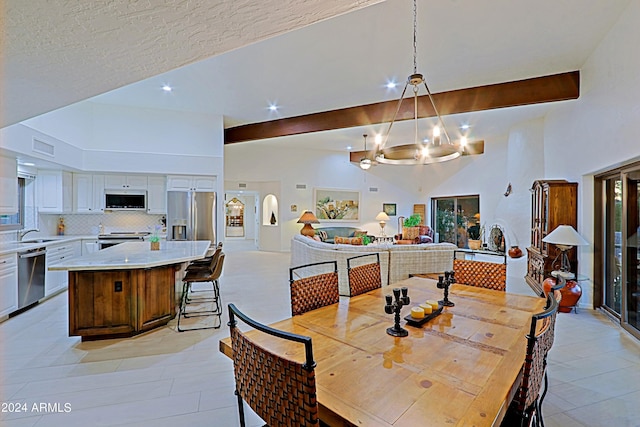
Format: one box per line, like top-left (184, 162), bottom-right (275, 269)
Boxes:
top-left (224, 71), bottom-right (579, 144)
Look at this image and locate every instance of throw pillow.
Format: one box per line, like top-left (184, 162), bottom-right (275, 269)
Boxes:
top-left (334, 236), bottom-right (348, 244)
top-left (316, 230), bottom-right (328, 242)
top-left (353, 230), bottom-right (367, 237)
top-left (350, 237), bottom-right (363, 245)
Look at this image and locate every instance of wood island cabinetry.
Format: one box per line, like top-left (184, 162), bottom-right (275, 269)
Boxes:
top-left (54, 240), bottom-right (210, 340)
top-left (525, 179), bottom-right (577, 295)
top-left (69, 265), bottom-right (177, 339)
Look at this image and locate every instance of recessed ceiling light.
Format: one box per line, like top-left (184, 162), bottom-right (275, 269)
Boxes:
top-left (385, 80), bottom-right (397, 89)
top-left (346, 146), bottom-right (353, 150)
top-left (268, 104), bottom-right (278, 111)
top-left (460, 124), bottom-right (470, 130)
top-left (162, 85), bottom-right (172, 92)
top-left (22, 162), bottom-right (35, 166)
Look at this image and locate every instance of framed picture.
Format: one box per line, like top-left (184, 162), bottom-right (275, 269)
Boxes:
top-left (383, 203), bottom-right (397, 216)
top-left (314, 188), bottom-right (360, 221)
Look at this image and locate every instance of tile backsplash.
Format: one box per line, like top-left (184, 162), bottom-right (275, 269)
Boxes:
top-left (41, 212), bottom-right (165, 236)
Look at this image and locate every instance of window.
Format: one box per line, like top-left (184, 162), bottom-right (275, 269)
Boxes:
top-left (432, 195), bottom-right (480, 248)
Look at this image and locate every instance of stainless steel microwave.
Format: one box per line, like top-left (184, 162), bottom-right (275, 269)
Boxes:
top-left (105, 191), bottom-right (146, 210)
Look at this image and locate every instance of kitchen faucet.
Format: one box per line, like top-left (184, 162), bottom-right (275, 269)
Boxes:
top-left (19, 228), bottom-right (39, 241)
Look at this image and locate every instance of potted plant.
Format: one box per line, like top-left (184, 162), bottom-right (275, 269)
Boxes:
top-left (403, 214), bottom-right (422, 240)
top-left (467, 223), bottom-right (484, 250)
top-left (150, 225), bottom-right (161, 250)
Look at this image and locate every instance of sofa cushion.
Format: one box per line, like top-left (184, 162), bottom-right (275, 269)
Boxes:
top-left (335, 236), bottom-right (363, 245)
top-left (316, 230), bottom-right (328, 242)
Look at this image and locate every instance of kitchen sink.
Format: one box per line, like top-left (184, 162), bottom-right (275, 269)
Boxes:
top-left (19, 238), bottom-right (60, 243)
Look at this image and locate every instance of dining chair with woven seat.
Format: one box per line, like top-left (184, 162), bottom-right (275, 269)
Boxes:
top-left (177, 252), bottom-right (225, 332)
top-left (453, 251), bottom-right (507, 291)
top-left (347, 253), bottom-right (382, 297)
top-left (228, 303), bottom-right (319, 427)
top-left (502, 290), bottom-right (559, 427)
top-left (289, 260), bottom-right (339, 316)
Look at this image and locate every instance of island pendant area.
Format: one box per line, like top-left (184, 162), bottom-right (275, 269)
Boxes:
top-left (50, 240), bottom-right (210, 341)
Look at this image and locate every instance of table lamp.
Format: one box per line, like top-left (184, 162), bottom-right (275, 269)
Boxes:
top-left (542, 225), bottom-right (589, 272)
top-left (542, 224), bottom-right (589, 312)
top-left (375, 211), bottom-right (390, 236)
top-left (297, 211), bottom-right (320, 238)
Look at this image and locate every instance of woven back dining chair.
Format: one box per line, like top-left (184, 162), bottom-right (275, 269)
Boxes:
top-left (502, 291), bottom-right (559, 427)
top-left (289, 260), bottom-right (339, 316)
top-left (453, 251), bottom-right (507, 291)
top-left (228, 303), bottom-right (319, 427)
top-left (347, 253), bottom-right (382, 297)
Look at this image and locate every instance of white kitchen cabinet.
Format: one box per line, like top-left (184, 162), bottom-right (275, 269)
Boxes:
top-left (167, 175), bottom-right (216, 192)
top-left (0, 253), bottom-right (18, 317)
top-left (72, 173), bottom-right (105, 213)
top-left (81, 239), bottom-right (100, 255)
top-left (104, 175), bottom-right (148, 190)
top-left (45, 241), bottom-right (80, 296)
top-left (147, 176), bottom-right (167, 214)
top-left (92, 175), bottom-right (105, 212)
top-left (0, 156), bottom-right (18, 215)
top-left (37, 170), bottom-right (72, 213)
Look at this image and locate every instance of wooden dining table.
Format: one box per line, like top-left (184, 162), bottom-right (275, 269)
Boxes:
top-left (219, 277), bottom-right (546, 426)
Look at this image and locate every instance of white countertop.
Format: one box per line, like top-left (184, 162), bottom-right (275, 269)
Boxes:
top-left (49, 240), bottom-right (210, 271)
top-left (0, 235), bottom-right (93, 256)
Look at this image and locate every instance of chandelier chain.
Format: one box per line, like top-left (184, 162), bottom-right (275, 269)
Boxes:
top-left (413, 0), bottom-right (417, 74)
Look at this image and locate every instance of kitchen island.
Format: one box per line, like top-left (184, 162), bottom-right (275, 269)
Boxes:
top-left (50, 240), bottom-right (210, 340)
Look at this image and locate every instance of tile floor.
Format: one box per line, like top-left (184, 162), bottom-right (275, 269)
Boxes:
top-left (1, 240), bottom-right (640, 426)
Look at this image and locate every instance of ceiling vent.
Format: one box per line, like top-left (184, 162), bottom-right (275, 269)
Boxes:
top-left (32, 138), bottom-right (55, 156)
top-left (369, 187), bottom-right (379, 192)
top-left (238, 183), bottom-right (247, 188)
top-left (296, 184), bottom-right (306, 189)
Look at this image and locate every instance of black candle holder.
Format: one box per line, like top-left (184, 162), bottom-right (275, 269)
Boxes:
top-left (437, 270), bottom-right (455, 307)
top-left (384, 287), bottom-right (410, 337)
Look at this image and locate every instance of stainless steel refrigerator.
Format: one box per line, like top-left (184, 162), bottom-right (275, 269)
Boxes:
top-left (167, 191), bottom-right (216, 242)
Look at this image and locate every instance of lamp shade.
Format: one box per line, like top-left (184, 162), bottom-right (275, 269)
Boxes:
top-left (297, 211), bottom-right (319, 224)
top-left (375, 212), bottom-right (390, 221)
top-left (542, 225), bottom-right (588, 248)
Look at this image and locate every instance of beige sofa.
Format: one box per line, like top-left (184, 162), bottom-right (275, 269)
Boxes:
top-left (290, 234), bottom-right (456, 295)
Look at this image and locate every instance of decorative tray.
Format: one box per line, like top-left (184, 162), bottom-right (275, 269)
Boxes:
top-left (404, 304), bottom-right (443, 327)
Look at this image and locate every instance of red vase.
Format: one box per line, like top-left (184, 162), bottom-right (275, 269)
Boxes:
top-left (508, 246), bottom-right (523, 258)
top-left (543, 277), bottom-right (581, 313)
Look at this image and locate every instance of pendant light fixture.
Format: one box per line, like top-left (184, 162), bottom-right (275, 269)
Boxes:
top-left (374, 0), bottom-right (467, 165)
top-left (359, 134), bottom-right (372, 170)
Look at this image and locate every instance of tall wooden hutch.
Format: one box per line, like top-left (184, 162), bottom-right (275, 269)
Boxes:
top-left (525, 180), bottom-right (578, 295)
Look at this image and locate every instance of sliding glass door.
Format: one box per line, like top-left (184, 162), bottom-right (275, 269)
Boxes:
top-left (624, 171), bottom-right (640, 332)
top-left (603, 177), bottom-right (622, 314)
top-left (599, 166), bottom-right (640, 338)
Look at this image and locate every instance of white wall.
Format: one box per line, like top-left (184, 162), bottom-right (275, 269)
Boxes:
top-left (543, 0), bottom-right (640, 308)
top-left (224, 131), bottom-right (526, 252)
top-left (3, 103), bottom-right (224, 176)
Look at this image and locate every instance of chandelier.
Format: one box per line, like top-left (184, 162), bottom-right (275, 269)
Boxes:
top-left (374, 0), bottom-right (467, 165)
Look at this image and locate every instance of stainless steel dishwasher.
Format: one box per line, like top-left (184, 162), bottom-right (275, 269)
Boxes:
top-left (18, 247), bottom-right (46, 309)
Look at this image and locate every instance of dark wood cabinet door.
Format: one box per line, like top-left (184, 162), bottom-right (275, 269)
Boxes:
top-left (136, 266), bottom-right (176, 331)
top-left (69, 270), bottom-right (135, 336)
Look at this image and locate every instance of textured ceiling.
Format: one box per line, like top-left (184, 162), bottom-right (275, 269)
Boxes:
top-left (2, 0), bottom-right (632, 152)
top-left (1, 0), bottom-right (382, 128)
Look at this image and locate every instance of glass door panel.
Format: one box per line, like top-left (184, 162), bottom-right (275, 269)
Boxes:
top-left (624, 173), bottom-right (640, 333)
top-left (603, 178), bottom-right (622, 314)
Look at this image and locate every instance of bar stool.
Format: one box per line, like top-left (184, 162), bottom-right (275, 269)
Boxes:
top-left (184, 244), bottom-right (223, 304)
top-left (186, 242), bottom-right (223, 272)
top-left (177, 252), bottom-right (225, 332)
